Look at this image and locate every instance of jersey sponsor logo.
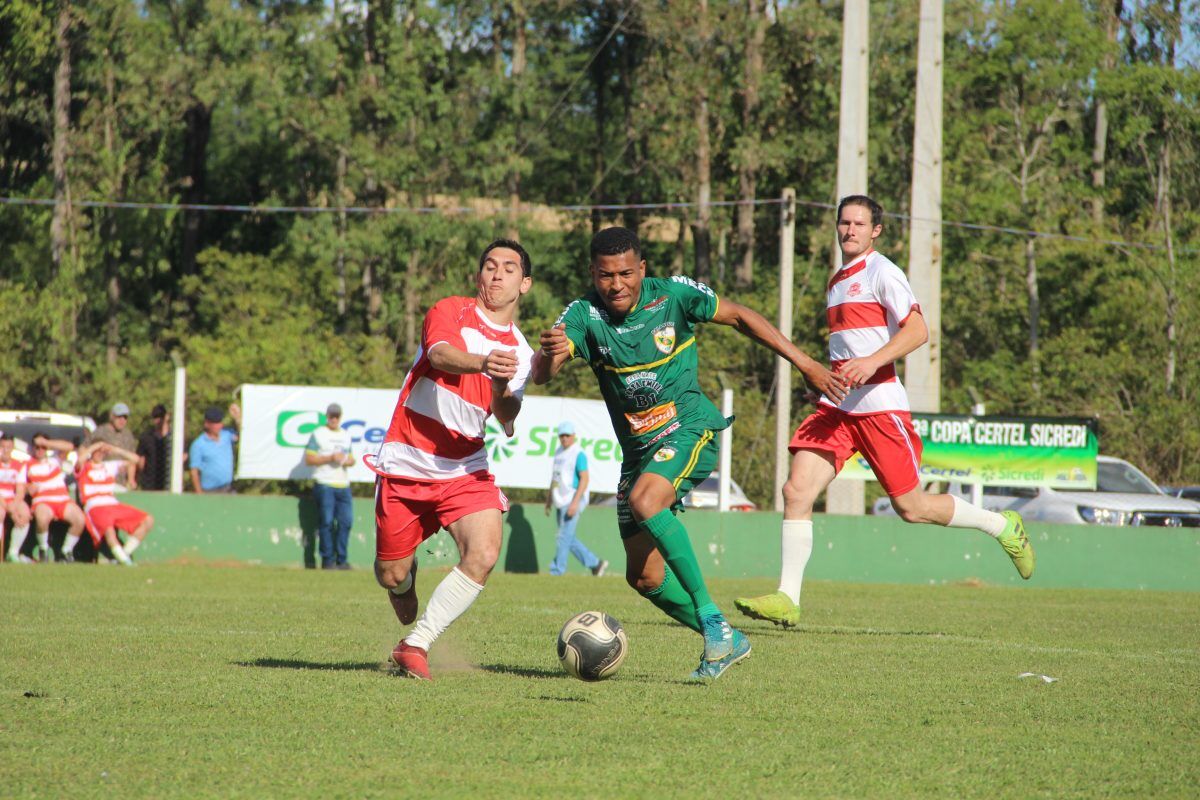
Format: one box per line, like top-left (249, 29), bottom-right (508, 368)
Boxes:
top-left (623, 371), bottom-right (664, 410)
top-left (646, 421), bottom-right (680, 446)
top-left (653, 446), bottom-right (676, 462)
top-left (652, 323), bottom-right (675, 354)
top-left (598, 345), bottom-right (611, 355)
top-left (642, 295), bottom-right (669, 312)
top-left (616, 322), bottom-right (645, 334)
top-left (625, 401), bottom-right (677, 435)
top-left (847, 282), bottom-right (863, 297)
top-left (670, 275), bottom-right (716, 297)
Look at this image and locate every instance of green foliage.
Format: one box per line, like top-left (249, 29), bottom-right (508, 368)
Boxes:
top-left (0, 0), bottom-right (1198, 500)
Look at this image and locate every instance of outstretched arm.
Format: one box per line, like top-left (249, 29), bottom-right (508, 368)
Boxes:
top-left (531, 325), bottom-right (572, 385)
top-left (837, 311), bottom-right (928, 388)
top-left (710, 299), bottom-right (849, 403)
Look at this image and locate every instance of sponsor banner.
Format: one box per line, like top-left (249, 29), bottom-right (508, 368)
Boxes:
top-left (237, 384), bottom-right (623, 491)
top-left (838, 413), bottom-right (1099, 488)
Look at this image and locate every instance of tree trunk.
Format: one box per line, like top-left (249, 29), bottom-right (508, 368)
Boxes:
top-left (590, 7), bottom-right (610, 235)
top-left (104, 54), bottom-right (121, 366)
top-left (404, 250), bottom-right (420, 360)
top-left (50, 4), bottom-right (73, 276)
top-left (735, 0), bottom-right (766, 287)
top-left (507, 1), bottom-right (526, 240)
top-left (1025, 236), bottom-right (1040, 395)
top-left (1160, 139), bottom-right (1176, 393)
top-left (1091, 1), bottom-right (1120, 225)
top-left (618, 16), bottom-right (643, 234)
top-left (362, 258), bottom-right (383, 335)
top-left (691, 0), bottom-right (712, 280)
top-left (335, 149), bottom-right (348, 331)
top-left (180, 102), bottom-right (211, 277)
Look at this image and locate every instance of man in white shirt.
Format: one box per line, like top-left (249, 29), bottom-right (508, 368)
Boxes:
top-left (543, 421), bottom-right (607, 577)
top-left (736, 195), bottom-right (1035, 629)
top-left (305, 403), bottom-right (356, 570)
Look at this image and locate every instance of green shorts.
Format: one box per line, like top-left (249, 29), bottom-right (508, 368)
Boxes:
top-left (616, 426), bottom-right (720, 538)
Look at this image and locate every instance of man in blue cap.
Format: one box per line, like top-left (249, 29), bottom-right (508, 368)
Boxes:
top-left (544, 420), bottom-right (607, 577)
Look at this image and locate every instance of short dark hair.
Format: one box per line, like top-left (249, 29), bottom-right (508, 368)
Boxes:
top-left (0, 429), bottom-right (12, 441)
top-left (479, 239), bottom-right (532, 277)
top-left (590, 226), bottom-right (642, 261)
top-left (151, 404), bottom-right (168, 420)
top-left (837, 195), bottom-right (884, 228)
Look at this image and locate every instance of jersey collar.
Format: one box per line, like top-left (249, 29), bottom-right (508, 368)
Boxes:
top-left (828, 249), bottom-right (874, 290)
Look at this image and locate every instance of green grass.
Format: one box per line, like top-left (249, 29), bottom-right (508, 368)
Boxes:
top-left (2, 564), bottom-right (1198, 799)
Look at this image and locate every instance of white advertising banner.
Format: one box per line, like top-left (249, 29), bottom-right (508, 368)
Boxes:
top-left (236, 384), bottom-right (623, 492)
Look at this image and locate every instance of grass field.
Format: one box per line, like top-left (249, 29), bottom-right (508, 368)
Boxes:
top-left (2, 564), bottom-right (1198, 799)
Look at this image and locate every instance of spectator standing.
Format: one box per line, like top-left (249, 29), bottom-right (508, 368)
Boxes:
top-left (136, 404), bottom-right (172, 490)
top-left (189, 404), bottom-right (241, 494)
top-left (85, 402), bottom-right (139, 488)
top-left (544, 421), bottom-right (606, 577)
top-left (305, 403), bottom-right (356, 570)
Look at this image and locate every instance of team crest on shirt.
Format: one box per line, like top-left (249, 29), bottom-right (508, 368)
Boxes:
top-left (653, 447), bottom-right (676, 462)
top-left (847, 282), bottom-right (863, 297)
top-left (652, 323), bottom-right (675, 354)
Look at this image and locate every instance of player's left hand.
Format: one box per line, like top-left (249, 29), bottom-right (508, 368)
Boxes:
top-left (836, 357), bottom-right (881, 389)
top-left (484, 348), bottom-right (519, 382)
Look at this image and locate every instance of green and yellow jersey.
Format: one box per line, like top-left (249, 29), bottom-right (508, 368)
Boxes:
top-left (557, 275), bottom-right (731, 460)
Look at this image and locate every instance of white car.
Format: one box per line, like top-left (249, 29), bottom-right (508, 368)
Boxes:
top-left (872, 455), bottom-right (1200, 527)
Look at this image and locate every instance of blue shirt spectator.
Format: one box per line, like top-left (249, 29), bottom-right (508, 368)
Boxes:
top-left (189, 404), bottom-right (240, 493)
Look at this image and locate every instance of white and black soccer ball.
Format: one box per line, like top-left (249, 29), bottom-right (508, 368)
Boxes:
top-left (556, 611), bottom-right (628, 681)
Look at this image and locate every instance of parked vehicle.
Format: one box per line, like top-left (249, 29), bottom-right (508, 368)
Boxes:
top-left (872, 455), bottom-right (1200, 527)
top-left (1162, 486), bottom-right (1200, 503)
top-left (0, 410), bottom-right (96, 465)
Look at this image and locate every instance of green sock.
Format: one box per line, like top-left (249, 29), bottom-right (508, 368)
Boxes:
top-left (642, 509), bottom-right (718, 620)
top-left (641, 563), bottom-right (702, 633)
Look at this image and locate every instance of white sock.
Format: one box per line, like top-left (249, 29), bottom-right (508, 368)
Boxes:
top-left (36, 532), bottom-right (50, 548)
top-left (8, 524), bottom-right (30, 555)
top-left (123, 537), bottom-right (141, 555)
top-left (947, 495), bottom-right (1006, 537)
top-left (778, 519), bottom-right (814, 605)
top-left (404, 567), bottom-right (484, 652)
top-left (111, 542), bottom-right (132, 564)
top-left (62, 534), bottom-right (80, 553)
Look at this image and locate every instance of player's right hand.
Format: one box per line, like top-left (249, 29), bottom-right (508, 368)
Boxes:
top-left (483, 348), bottom-right (519, 381)
top-left (539, 324), bottom-right (570, 357)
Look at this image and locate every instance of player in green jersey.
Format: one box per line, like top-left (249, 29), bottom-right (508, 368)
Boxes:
top-left (531, 226), bottom-right (848, 680)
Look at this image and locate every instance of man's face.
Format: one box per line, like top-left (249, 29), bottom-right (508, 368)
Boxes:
top-left (836, 203), bottom-right (882, 263)
top-left (112, 414), bottom-right (128, 432)
top-left (32, 443), bottom-right (48, 460)
top-left (91, 443), bottom-right (110, 463)
top-left (327, 413), bottom-right (341, 431)
top-left (204, 420), bottom-right (223, 435)
top-left (477, 247), bottom-right (531, 310)
top-left (591, 250), bottom-right (646, 317)
top-left (558, 433), bottom-right (575, 449)
top-left (0, 439), bottom-right (11, 459)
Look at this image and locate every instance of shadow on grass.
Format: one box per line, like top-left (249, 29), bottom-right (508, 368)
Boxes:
top-left (478, 663), bottom-right (567, 679)
top-left (236, 657), bottom-right (384, 672)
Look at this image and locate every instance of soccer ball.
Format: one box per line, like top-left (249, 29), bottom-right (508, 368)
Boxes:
top-left (556, 611), bottom-right (628, 681)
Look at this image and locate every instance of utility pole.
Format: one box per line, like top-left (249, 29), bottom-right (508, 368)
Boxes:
top-left (774, 188), bottom-right (796, 512)
top-left (905, 0), bottom-right (944, 413)
top-left (825, 0), bottom-right (869, 516)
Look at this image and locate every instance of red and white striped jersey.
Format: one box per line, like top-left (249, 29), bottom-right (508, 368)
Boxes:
top-left (75, 460), bottom-right (121, 513)
top-left (0, 457), bottom-right (26, 501)
top-left (374, 296), bottom-right (533, 481)
top-left (821, 249), bottom-right (921, 416)
top-left (25, 456), bottom-right (73, 505)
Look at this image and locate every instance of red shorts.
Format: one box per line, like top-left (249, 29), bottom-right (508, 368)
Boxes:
top-left (85, 503), bottom-right (150, 544)
top-left (32, 499), bottom-right (73, 521)
top-left (375, 471), bottom-right (508, 561)
top-left (789, 405), bottom-right (924, 497)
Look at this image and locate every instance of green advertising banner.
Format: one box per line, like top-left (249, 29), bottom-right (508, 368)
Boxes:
top-left (840, 414), bottom-right (1099, 488)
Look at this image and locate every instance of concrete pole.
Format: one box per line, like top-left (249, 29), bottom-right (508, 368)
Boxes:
top-left (719, 388), bottom-right (733, 512)
top-left (904, 0), bottom-right (944, 414)
top-left (773, 189), bottom-right (796, 512)
top-left (825, 0), bottom-right (869, 516)
top-left (170, 356), bottom-right (186, 495)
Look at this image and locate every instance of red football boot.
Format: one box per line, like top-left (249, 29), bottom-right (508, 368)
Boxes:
top-left (390, 640), bottom-right (431, 681)
top-left (387, 560), bottom-right (418, 625)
